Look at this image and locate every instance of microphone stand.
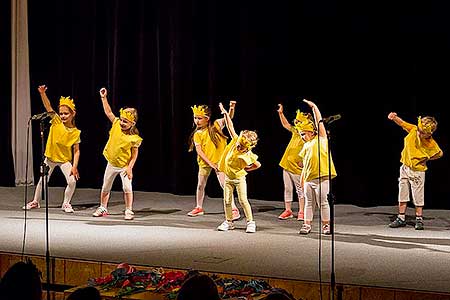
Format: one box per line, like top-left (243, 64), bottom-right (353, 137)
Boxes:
top-left (38, 119), bottom-right (51, 300)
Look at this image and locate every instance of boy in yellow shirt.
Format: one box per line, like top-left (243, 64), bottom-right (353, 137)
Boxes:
top-left (388, 112), bottom-right (443, 230)
top-left (24, 85), bottom-right (80, 213)
top-left (93, 88), bottom-right (142, 220)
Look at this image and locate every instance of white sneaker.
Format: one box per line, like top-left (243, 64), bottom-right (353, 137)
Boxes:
top-left (217, 220), bottom-right (235, 231)
top-left (246, 221), bottom-right (256, 233)
top-left (61, 203), bottom-right (74, 213)
top-left (124, 209), bottom-right (135, 220)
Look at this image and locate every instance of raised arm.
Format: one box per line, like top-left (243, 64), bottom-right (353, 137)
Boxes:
top-left (228, 100), bottom-right (236, 119)
top-left (99, 87), bottom-right (116, 123)
top-left (303, 99), bottom-right (326, 138)
top-left (277, 104), bottom-right (292, 131)
top-left (37, 85), bottom-right (55, 112)
top-left (388, 112), bottom-right (404, 127)
top-left (219, 102), bottom-right (238, 138)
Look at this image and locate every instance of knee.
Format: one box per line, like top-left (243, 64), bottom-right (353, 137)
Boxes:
top-left (67, 177), bottom-right (76, 188)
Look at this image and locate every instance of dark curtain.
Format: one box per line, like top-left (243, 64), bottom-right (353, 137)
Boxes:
top-left (0, 0), bottom-right (14, 186)
top-left (25, 0), bottom-right (449, 208)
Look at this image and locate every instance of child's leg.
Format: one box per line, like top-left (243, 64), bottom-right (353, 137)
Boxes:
top-left (303, 181), bottom-right (315, 225)
top-left (31, 159), bottom-right (57, 203)
top-left (223, 179), bottom-right (235, 221)
top-left (60, 161), bottom-right (76, 204)
top-left (318, 179), bottom-right (330, 224)
top-left (235, 177), bottom-right (253, 222)
top-left (195, 167), bottom-right (211, 208)
top-left (120, 171), bottom-right (133, 210)
top-left (282, 169), bottom-right (293, 211)
top-left (397, 165), bottom-right (412, 219)
top-left (100, 163), bottom-right (120, 208)
top-left (216, 171), bottom-right (238, 210)
top-left (291, 173), bottom-right (304, 214)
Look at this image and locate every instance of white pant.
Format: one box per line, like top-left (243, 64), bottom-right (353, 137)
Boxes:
top-left (303, 178), bottom-right (330, 222)
top-left (101, 163), bottom-right (132, 193)
top-left (398, 165), bottom-right (425, 206)
top-left (33, 158), bottom-right (76, 204)
top-left (282, 169), bottom-right (304, 203)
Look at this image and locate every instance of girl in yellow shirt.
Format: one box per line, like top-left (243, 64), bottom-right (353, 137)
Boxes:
top-left (24, 85), bottom-right (80, 213)
top-left (387, 113), bottom-right (443, 230)
top-left (276, 104), bottom-right (308, 220)
top-left (298, 99), bottom-right (337, 235)
top-left (216, 103), bottom-right (261, 233)
top-left (187, 102), bottom-right (240, 219)
top-left (93, 88), bottom-right (143, 220)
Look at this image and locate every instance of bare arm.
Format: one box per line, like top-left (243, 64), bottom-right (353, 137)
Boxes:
top-left (388, 112), bottom-right (404, 126)
top-left (219, 102), bottom-right (238, 138)
top-left (245, 160), bottom-right (261, 172)
top-left (125, 147), bottom-right (139, 179)
top-left (277, 104), bottom-right (292, 131)
top-left (99, 88), bottom-right (116, 123)
top-left (71, 143), bottom-right (80, 180)
top-left (37, 85), bottom-right (55, 112)
top-left (228, 100), bottom-right (236, 119)
top-left (303, 99), bottom-right (326, 138)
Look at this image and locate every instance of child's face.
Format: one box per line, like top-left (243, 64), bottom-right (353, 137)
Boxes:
top-left (300, 130), bottom-right (315, 142)
top-left (418, 129), bottom-right (432, 139)
top-left (236, 142), bottom-right (249, 153)
top-left (194, 115), bottom-right (209, 128)
top-left (59, 106), bottom-right (75, 125)
top-left (120, 117), bottom-right (134, 131)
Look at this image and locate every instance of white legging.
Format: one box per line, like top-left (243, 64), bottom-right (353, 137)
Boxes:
top-left (303, 178), bottom-right (330, 222)
top-left (101, 163), bottom-right (132, 193)
top-left (196, 169), bottom-right (224, 207)
top-left (282, 169), bottom-right (304, 203)
top-left (33, 158), bottom-right (76, 204)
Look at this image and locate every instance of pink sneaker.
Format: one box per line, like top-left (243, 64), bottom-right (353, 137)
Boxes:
top-left (23, 200), bottom-right (40, 210)
top-left (93, 206), bottom-right (108, 217)
top-left (297, 211), bottom-right (304, 221)
top-left (232, 208), bottom-right (241, 221)
top-left (62, 203), bottom-right (74, 213)
top-left (278, 209), bottom-right (293, 220)
top-left (187, 207), bottom-right (204, 217)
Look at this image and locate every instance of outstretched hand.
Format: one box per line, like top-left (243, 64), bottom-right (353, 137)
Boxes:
top-left (38, 85), bottom-right (47, 94)
top-left (388, 112), bottom-right (397, 120)
top-left (277, 104), bottom-right (283, 113)
top-left (219, 102), bottom-right (227, 114)
top-left (99, 87), bottom-right (107, 99)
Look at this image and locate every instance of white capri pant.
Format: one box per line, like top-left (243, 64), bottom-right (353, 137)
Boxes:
top-left (282, 169), bottom-right (304, 203)
top-left (398, 164), bottom-right (425, 207)
top-left (101, 163), bottom-right (133, 193)
top-left (303, 178), bottom-right (330, 222)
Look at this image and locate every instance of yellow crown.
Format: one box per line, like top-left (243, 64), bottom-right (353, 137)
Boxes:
top-left (296, 120), bottom-right (315, 132)
top-left (295, 109), bottom-right (310, 123)
top-left (418, 116), bottom-right (434, 134)
top-left (120, 108), bottom-right (136, 123)
top-left (237, 132), bottom-right (256, 150)
top-left (59, 96), bottom-right (75, 111)
top-left (191, 105), bottom-right (207, 117)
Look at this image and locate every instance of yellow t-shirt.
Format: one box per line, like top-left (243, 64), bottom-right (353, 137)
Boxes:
top-left (400, 121), bottom-right (443, 171)
top-left (218, 137), bottom-right (258, 180)
top-left (299, 136), bottom-right (337, 182)
top-left (193, 120), bottom-right (227, 168)
top-left (44, 114), bottom-right (81, 163)
top-left (103, 118), bottom-right (143, 168)
top-left (279, 127), bottom-right (304, 175)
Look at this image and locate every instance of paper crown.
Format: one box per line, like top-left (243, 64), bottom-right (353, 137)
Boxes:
top-left (237, 131), bottom-right (256, 150)
top-left (296, 120), bottom-right (315, 132)
top-left (417, 116), bottom-right (434, 134)
top-left (295, 109), bottom-right (310, 123)
top-left (191, 105), bottom-right (207, 117)
top-left (59, 96), bottom-right (75, 111)
top-left (120, 108), bottom-right (136, 123)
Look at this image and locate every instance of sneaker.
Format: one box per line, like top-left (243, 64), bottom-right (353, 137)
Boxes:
top-left (93, 206), bottom-right (108, 217)
top-left (187, 207), bottom-right (204, 217)
top-left (389, 217), bottom-right (406, 228)
top-left (297, 211), bottom-right (304, 221)
top-left (61, 203), bottom-right (74, 213)
top-left (23, 200), bottom-right (40, 210)
top-left (278, 209), bottom-right (293, 220)
top-left (322, 224), bottom-right (331, 235)
top-left (246, 221), bottom-right (256, 233)
top-left (124, 209), bottom-right (134, 220)
top-left (299, 224), bottom-right (312, 235)
top-left (217, 220), bottom-right (235, 231)
top-left (232, 208), bottom-right (241, 221)
top-left (415, 219), bottom-right (424, 230)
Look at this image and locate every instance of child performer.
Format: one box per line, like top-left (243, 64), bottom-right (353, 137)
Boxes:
top-left (387, 113), bottom-right (443, 230)
top-left (298, 99), bottom-right (337, 235)
top-left (216, 103), bottom-right (261, 233)
top-left (187, 102), bottom-right (240, 220)
top-left (23, 85), bottom-right (80, 213)
top-left (93, 88), bottom-right (143, 220)
top-left (276, 103), bottom-right (309, 220)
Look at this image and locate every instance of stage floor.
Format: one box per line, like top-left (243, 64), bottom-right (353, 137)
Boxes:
top-left (1, 186), bottom-right (450, 294)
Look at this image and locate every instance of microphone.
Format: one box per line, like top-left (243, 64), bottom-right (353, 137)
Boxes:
top-left (321, 114), bottom-right (341, 125)
top-left (31, 112), bottom-right (52, 120)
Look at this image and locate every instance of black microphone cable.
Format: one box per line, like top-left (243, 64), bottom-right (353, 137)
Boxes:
top-left (21, 118), bottom-right (32, 260)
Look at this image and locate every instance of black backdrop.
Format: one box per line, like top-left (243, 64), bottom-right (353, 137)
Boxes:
top-left (2, 0), bottom-right (449, 209)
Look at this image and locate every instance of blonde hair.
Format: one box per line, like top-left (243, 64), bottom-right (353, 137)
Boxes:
top-left (240, 130), bottom-right (258, 149)
top-left (122, 107), bottom-right (139, 135)
top-left (419, 116), bottom-right (438, 135)
top-left (188, 105), bottom-right (227, 152)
